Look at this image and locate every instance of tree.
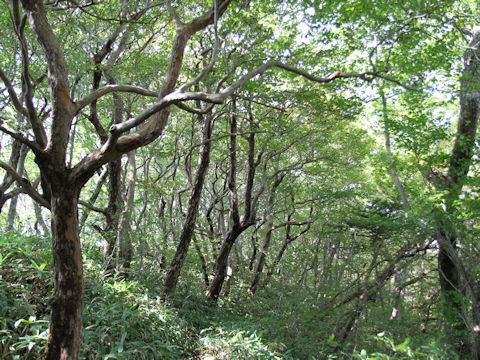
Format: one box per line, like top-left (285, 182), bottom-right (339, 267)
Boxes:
top-left (1, 1), bottom-right (233, 357)
top-left (2, 0), bottom-right (476, 358)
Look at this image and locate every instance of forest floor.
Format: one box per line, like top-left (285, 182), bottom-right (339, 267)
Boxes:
top-left (0, 233), bottom-right (455, 359)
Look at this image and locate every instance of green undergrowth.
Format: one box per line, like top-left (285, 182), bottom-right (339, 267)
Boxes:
top-left (0, 233), bottom-right (290, 359)
top-left (0, 232), bottom-right (456, 359)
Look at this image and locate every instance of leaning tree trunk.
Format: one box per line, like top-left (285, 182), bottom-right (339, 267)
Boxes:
top-left (248, 173), bottom-right (284, 295)
top-left (163, 115), bottom-right (213, 295)
top-left (45, 182), bottom-right (83, 360)
top-left (206, 227), bottom-right (241, 301)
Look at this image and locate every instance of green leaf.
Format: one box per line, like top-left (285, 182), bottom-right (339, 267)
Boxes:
top-left (394, 338), bottom-right (410, 352)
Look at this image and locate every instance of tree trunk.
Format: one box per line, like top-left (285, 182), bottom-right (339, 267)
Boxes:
top-left (117, 150), bottom-right (136, 276)
top-left (163, 115), bottom-right (212, 295)
top-left (438, 31), bottom-right (480, 357)
top-left (103, 159), bottom-right (122, 273)
top-left (45, 183), bottom-right (83, 360)
top-left (78, 168), bottom-right (108, 232)
top-left (249, 208), bottom-right (275, 294)
top-left (7, 144), bottom-right (29, 228)
top-left (206, 228), bottom-right (240, 301)
top-left (193, 235), bottom-right (210, 287)
top-left (248, 174), bottom-right (284, 294)
top-left (223, 252), bottom-right (234, 297)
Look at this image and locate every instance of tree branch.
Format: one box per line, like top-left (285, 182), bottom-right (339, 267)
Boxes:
top-left (75, 84), bottom-right (158, 113)
top-left (0, 160), bottom-right (50, 209)
top-left (78, 199), bottom-right (107, 214)
top-left (0, 67), bottom-right (28, 117)
top-left (0, 125), bottom-right (44, 154)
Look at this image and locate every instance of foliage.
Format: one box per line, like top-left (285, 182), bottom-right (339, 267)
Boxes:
top-left (0, 232), bottom-right (51, 359)
top-left (0, 0), bottom-right (479, 358)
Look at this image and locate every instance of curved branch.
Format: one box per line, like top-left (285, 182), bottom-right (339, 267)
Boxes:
top-left (109, 91), bottom-right (224, 135)
top-left (0, 125), bottom-right (44, 154)
top-left (174, 102), bottom-right (215, 115)
top-left (0, 67), bottom-right (28, 116)
top-left (0, 160), bottom-right (50, 209)
top-left (75, 84), bottom-right (158, 113)
top-left (78, 199), bottom-right (107, 214)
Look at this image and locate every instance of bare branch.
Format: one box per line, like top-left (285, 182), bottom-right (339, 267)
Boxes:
top-left (174, 102), bottom-right (215, 115)
top-left (0, 67), bottom-right (28, 116)
top-left (0, 160), bottom-right (50, 209)
top-left (178, 1), bottom-right (221, 93)
top-left (376, 73), bottom-right (421, 91)
top-left (272, 219), bottom-right (314, 231)
top-left (75, 84), bottom-right (158, 113)
top-left (109, 91), bottom-right (224, 135)
top-left (0, 125), bottom-right (44, 154)
top-left (13, 1), bottom-right (48, 147)
top-left (78, 199), bottom-right (107, 214)
top-left (166, 0), bottom-right (182, 26)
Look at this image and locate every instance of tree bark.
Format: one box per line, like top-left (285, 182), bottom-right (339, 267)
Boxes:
top-left (163, 114), bottom-right (213, 294)
top-left (206, 226), bottom-right (242, 300)
top-left (206, 111), bottom-right (258, 301)
top-left (193, 235), bottom-right (210, 287)
top-left (438, 31), bottom-right (480, 357)
top-left (45, 182), bottom-right (83, 360)
top-left (103, 159), bottom-right (122, 273)
top-left (7, 144), bottom-right (29, 228)
top-left (0, 139), bottom-right (23, 214)
top-left (248, 174), bottom-right (284, 295)
top-left (117, 150), bottom-right (136, 276)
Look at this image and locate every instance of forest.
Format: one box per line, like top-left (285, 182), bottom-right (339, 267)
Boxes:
top-left (0, 0), bottom-right (479, 359)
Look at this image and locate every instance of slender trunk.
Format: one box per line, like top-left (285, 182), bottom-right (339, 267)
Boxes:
top-left (7, 144), bottom-right (29, 229)
top-left (103, 159), bottom-right (122, 273)
top-left (45, 183), bottom-right (83, 360)
top-left (117, 150), bottom-right (136, 276)
top-left (206, 111), bottom-right (243, 301)
top-left (163, 115), bottom-right (212, 294)
top-left (380, 88), bottom-right (410, 208)
top-left (267, 217), bottom-right (311, 277)
top-left (158, 197), bottom-right (168, 270)
top-left (33, 201), bottom-right (50, 237)
top-left (335, 303), bottom-right (363, 346)
top-left (249, 209), bottom-right (274, 295)
top-left (206, 227), bottom-right (240, 300)
top-left (79, 168), bottom-right (108, 232)
top-left (206, 111), bottom-right (258, 301)
top-left (223, 252), bottom-right (234, 296)
top-left (193, 235), bottom-right (210, 287)
top-left (248, 174), bottom-right (284, 294)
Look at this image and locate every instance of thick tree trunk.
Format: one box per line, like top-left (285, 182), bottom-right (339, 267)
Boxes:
top-left (438, 32), bottom-right (480, 357)
top-left (45, 183), bottom-right (83, 360)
